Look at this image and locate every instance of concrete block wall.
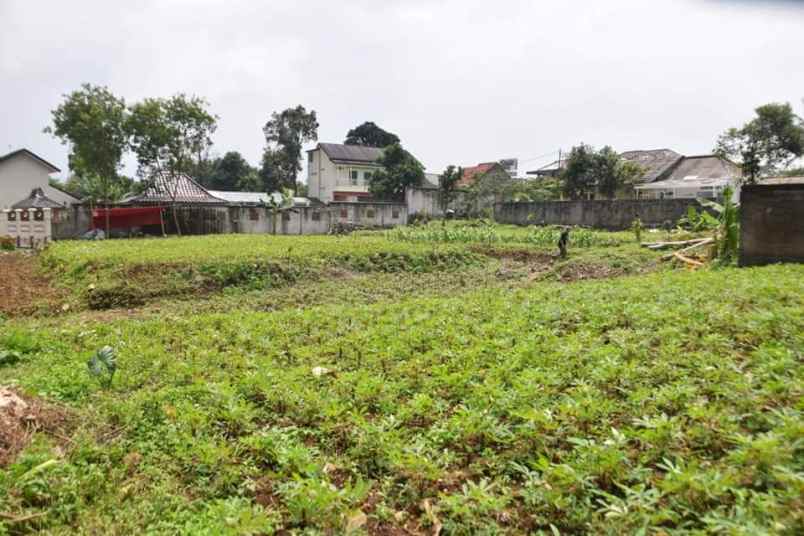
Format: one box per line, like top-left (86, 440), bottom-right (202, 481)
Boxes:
top-left (494, 199), bottom-right (712, 230)
top-left (740, 184), bottom-right (804, 266)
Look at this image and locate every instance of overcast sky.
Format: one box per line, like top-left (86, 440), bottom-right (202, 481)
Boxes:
top-left (1, 0), bottom-right (803, 180)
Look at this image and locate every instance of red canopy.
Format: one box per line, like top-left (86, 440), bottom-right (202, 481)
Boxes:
top-left (92, 207), bottom-right (165, 229)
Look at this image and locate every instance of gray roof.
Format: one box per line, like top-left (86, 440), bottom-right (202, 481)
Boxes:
top-left (11, 187), bottom-right (64, 209)
top-left (317, 143), bottom-right (384, 164)
top-left (758, 176), bottom-right (804, 185)
top-left (663, 155), bottom-right (740, 183)
top-left (124, 173), bottom-right (225, 204)
top-left (620, 149), bottom-right (683, 183)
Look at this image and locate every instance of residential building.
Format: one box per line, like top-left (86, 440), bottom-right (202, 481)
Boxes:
top-left (525, 148), bottom-right (740, 199)
top-left (0, 149), bottom-right (78, 209)
top-left (307, 143), bottom-right (384, 203)
top-left (456, 162), bottom-right (510, 188)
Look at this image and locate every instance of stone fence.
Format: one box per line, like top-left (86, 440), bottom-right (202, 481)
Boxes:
top-left (0, 208), bottom-right (53, 248)
top-left (494, 199), bottom-right (711, 230)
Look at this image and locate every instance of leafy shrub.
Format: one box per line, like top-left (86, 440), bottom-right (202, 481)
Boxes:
top-left (0, 235), bottom-right (15, 250)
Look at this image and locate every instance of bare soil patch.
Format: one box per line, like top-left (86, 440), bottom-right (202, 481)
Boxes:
top-left (0, 386), bottom-right (71, 467)
top-left (0, 252), bottom-right (65, 316)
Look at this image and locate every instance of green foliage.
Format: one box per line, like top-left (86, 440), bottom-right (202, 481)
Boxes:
top-left (700, 186), bottom-right (740, 264)
top-left (45, 84), bottom-right (128, 193)
top-left (344, 121), bottom-right (400, 148)
top-left (715, 102), bottom-right (804, 182)
top-left (194, 151), bottom-right (259, 192)
top-left (86, 346), bottom-right (117, 388)
top-left (262, 105), bottom-right (318, 193)
top-left (630, 217), bottom-right (643, 243)
top-left (127, 94), bottom-right (218, 182)
top-left (0, 235), bottom-right (15, 251)
top-left (387, 221), bottom-right (626, 248)
top-left (1, 263), bottom-right (801, 532)
top-left (438, 165), bottom-right (462, 212)
top-left (677, 205), bottom-right (719, 232)
top-left (561, 144), bottom-right (642, 199)
top-left (368, 143), bottom-right (425, 201)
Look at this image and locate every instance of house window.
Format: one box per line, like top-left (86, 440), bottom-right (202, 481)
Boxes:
top-left (366, 209), bottom-right (375, 219)
top-left (20, 210), bottom-right (30, 221)
top-left (311, 211), bottom-right (320, 221)
top-left (7, 211), bottom-right (16, 221)
top-left (392, 209), bottom-right (400, 219)
top-left (249, 208), bottom-right (259, 221)
top-left (340, 209), bottom-right (348, 219)
top-left (34, 209), bottom-right (45, 221)
top-left (364, 171), bottom-right (373, 182)
top-left (350, 170), bottom-right (359, 185)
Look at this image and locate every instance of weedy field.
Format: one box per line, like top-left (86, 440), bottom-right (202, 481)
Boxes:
top-left (1, 229), bottom-right (802, 535)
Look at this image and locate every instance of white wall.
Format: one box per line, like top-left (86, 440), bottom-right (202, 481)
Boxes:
top-left (0, 152), bottom-right (72, 209)
top-left (307, 148), bottom-right (381, 203)
top-left (1, 208), bottom-right (53, 247)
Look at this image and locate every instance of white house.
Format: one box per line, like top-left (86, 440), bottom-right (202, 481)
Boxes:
top-left (0, 149), bottom-right (78, 209)
top-left (634, 154), bottom-right (741, 200)
top-left (306, 143), bottom-right (384, 203)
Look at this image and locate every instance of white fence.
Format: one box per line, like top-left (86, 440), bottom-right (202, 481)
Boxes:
top-left (0, 208), bottom-right (53, 248)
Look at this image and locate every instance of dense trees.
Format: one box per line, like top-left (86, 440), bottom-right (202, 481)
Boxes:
top-left (262, 106), bottom-right (319, 194)
top-left (367, 143), bottom-right (424, 201)
top-left (715, 102), bottom-right (804, 182)
top-left (438, 165), bottom-right (462, 213)
top-left (344, 122), bottom-right (400, 148)
top-left (194, 151), bottom-right (259, 191)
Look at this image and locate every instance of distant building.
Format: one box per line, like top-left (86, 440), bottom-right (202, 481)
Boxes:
top-left (456, 162), bottom-right (510, 188)
top-left (0, 148), bottom-right (78, 209)
top-left (307, 143), bottom-right (385, 203)
top-left (525, 148), bottom-right (740, 199)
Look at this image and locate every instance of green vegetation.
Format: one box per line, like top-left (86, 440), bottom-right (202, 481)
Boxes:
top-left (1, 230), bottom-right (801, 534)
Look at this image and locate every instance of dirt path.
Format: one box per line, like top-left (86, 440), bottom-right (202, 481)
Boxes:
top-left (0, 252), bottom-right (64, 316)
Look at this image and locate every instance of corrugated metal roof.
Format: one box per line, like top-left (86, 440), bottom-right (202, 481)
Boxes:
top-left (318, 143), bottom-right (384, 163)
top-left (208, 190), bottom-right (272, 204)
top-left (124, 173), bottom-right (225, 204)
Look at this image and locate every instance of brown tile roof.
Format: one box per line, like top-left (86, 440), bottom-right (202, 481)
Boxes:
top-left (124, 173), bottom-right (225, 204)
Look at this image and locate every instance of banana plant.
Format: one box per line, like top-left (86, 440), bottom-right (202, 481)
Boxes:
top-left (698, 186), bottom-right (739, 263)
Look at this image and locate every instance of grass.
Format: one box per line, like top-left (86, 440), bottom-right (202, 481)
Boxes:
top-left (1, 232), bottom-right (802, 534)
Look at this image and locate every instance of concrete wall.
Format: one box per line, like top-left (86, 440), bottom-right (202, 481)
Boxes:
top-left (0, 152), bottom-right (75, 209)
top-left (740, 184), bottom-right (804, 266)
top-left (494, 199), bottom-right (710, 230)
top-left (406, 187), bottom-right (442, 216)
top-left (48, 202), bottom-right (407, 239)
top-left (0, 208), bottom-right (53, 248)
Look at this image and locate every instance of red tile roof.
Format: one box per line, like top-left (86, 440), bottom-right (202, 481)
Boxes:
top-left (458, 163), bottom-right (498, 187)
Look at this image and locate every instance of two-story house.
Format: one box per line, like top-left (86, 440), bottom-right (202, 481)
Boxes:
top-left (306, 143), bottom-right (384, 203)
top-left (0, 148), bottom-right (77, 209)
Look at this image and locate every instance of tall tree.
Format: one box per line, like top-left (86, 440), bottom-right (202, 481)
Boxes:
top-left (196, 151), bottom-right (255, 191)
top-left (367, 143), bottom-right (424, 201)
top-left (715, 102), bottom-right (804, 182)
top-left (561, 144), bottom-right (597, 200)
top-left (262, 105), bottom-right (318, 194)
top-left (438, 165), bottom-right (462, 213)
top-left (344, 121), bottom-right (400, 148)
top-left (594, 146), bottom-right (642, 199)
top-left (127, 94), bottom-right (218, 235)
top-left (45, 83), bottom-right (129, 235)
